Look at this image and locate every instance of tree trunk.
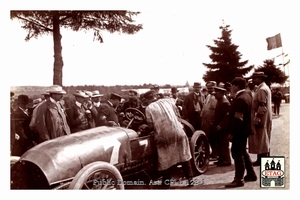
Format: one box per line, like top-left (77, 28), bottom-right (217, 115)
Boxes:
top-left (52, 13), bottom-right (63, 86)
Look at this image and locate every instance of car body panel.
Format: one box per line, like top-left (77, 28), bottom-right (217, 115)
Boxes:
top-left (14, 126), bottom-right (137, 186)
top-left (11, 118), bottom-right (208, 189)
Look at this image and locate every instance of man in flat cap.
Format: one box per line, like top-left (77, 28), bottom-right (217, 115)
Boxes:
top-left (97, 93), bottom-right (122, 126)
top-left (225, 77), bottom-right (256, 187)
top-left (248, 72), bottom-right (272, 166)
top-left (150, 84), bottom-right (164, 99)
top-left (182, 82), bottom-right (204, 130)
top-left (29, 85), bottom-right (70, 144)
top-left (212, 84), bottom-right (231, 166)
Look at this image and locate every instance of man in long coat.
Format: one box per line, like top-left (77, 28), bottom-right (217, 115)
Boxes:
top-left (144, 91), bottom-right (194, 187)
top-left (200, 81), bottom-right (218, 158)
top-left (248, 72), bottom-right (272, 166)
top-left (30, 85), bottom-right (70, 144)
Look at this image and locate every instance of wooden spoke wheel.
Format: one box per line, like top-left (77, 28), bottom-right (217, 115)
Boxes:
top-left (68, 161), bottom-right (124, 190)
top-left (189, 130), bottom-right (210, 175)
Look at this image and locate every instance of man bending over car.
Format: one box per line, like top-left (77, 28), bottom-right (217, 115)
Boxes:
top-left (143, 91), bottom-right (194, 187)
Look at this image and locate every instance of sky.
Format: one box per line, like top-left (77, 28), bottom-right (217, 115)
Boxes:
top-left (4, 0), bottom-right (296, 87)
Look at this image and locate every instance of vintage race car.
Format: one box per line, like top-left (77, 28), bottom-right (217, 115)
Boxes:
top-left (11, 108), bottom-right (210, 189)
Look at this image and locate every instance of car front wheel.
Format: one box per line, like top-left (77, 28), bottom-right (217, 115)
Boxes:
top-left (68, 161), bottom-right (124, 190)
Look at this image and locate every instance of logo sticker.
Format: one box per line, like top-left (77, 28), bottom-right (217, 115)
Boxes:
top-left (260, 156), bottom-right (285, 187)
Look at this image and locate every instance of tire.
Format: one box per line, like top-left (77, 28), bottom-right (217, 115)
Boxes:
top-left (10, 156), bottom-right (20, 168)
top-left (179, 118), bottom-right (195, 138)
top-left (68, 161), bottom-right (124, 190)
top-left (189, 130), bottom-right (210, 175)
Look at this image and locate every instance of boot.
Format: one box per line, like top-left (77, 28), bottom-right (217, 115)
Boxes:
top-left (161, 168), bottom-right (171, 187)
top-left (181, 160), bottom-right (194, 187)
top-left (225, 178), bottom-right (244, 188)
top-left (244, 173), bottom-right (257, 181)
top-left (244, 152), bottom-right (257, 181)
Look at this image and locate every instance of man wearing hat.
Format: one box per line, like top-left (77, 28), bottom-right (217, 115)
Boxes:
top-left (11, 94), bottom-right (34, 156)
top-left (182, 82), bottom-right (204, 130)
top-left (66, 90), bottom-right (92, 133)
top-left (29, 85), bottom-right (70, 144)
top-left (200, 81), bottom-right (218, 159)
top-left (212, 84), bottom-right (231, 166)
top-left (91, 90), bottom-right (103, 108)
top-left (170, 87), bottom-right (184, 116)
top-left (97, 93), bottom-right (122, 126)
top-left (143, 90), bottom-right (194, 187)
top-left (150, 84), bottom-right (164, 99)
top-left (225, 77), bottom-right (256, 187)
top-left (248, 72), bottom-right (272, 166)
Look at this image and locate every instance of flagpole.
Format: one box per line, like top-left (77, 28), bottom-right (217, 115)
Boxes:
top-left (281, 46), bottom-right (285, 76)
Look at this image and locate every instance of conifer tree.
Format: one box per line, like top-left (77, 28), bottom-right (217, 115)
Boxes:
top-left (202, 22), bottom-right (253, 83)
top-left (254, 59), bottom-right (288, 87)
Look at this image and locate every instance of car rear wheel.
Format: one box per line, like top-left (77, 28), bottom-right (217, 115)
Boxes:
top-left (189, 130), bottom-right (210, 175)
top-left (68, 161), bottom-right (124, 190)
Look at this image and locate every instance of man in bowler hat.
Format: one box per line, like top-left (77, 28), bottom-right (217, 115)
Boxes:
top-left (182, 82), bottom-right (204, 130)
top-left (11, 94), bottom-right (34, 156)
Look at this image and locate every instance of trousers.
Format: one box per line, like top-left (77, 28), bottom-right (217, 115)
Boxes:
top-left (231, 134), bottom-right (255, 180)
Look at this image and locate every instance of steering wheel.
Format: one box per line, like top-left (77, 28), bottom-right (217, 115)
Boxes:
top-left (124, 108), bottom-right (145, 124)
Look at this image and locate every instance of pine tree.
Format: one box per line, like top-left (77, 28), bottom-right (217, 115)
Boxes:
top-left (10, 11), bottom-right (142, 86)
top-left (254, 59), bottom-right (288, 87)
top-left (202, 22), bottom-right (253, 83)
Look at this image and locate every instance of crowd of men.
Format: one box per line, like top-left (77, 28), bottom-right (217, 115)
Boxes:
top-left (10, 71), bottom-right (275, 188)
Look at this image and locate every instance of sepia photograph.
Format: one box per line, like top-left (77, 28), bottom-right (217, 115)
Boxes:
top-left (4, 0), bottom-right (297, 196)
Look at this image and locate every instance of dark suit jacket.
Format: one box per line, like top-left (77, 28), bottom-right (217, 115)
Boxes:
top-left (66, 103), bottom-right (89, 133)
top-left (11, 107), bottom-right (33, 156)
top-left (97, 101), bottom-right (119, 126)
top-left (213, 96), bottom-right (231, 132)
top-left (227, 90), bottom-right (252, 137)
top-left (182, 92), bottom-right (204, 120)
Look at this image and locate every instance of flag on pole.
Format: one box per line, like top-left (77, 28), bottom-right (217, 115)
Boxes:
top-left (266, 33), bottom-right (282, 50)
